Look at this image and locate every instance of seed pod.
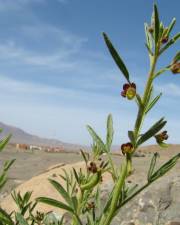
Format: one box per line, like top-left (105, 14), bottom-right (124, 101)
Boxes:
top-left (80, 171), bottom-right (101, 191)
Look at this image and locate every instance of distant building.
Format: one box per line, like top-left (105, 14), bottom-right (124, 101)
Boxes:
top-left (16, 143), bottom-right (29, 150)
top-left (30, 145), bottom-right (42, 151)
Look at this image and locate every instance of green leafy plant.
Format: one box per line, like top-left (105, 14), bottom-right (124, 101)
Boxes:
top-left (0, 4), bottom-right (179, 225)
top-left (1, 190), bottom-right (64, 225)
top-left (0, 133), bottom-right (15, 191)
top-left (36, 4), bottom-right (180, 225)
top-left (0, 130), bottom-right (15, 224)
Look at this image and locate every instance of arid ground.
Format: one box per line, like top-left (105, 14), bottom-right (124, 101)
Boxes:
top-left (0, 144), bottom-right (180, 224)
top-left (1, 144), bottom-right (179, 199)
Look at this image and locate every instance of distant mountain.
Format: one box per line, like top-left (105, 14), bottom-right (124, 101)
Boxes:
top-left (0, 122), bottom-right (83, 150)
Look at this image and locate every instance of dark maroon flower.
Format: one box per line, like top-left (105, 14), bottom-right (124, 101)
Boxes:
top-left (88, 162), bottom-right (98, 173)
top-left (161, 36), bottom-right (169, 44)
top-left (155, 130), bottom-right (169, 143)
top-left (121, 83), bottom-right (136, 100)
top-left (121, 142), bottom-right (134, 155)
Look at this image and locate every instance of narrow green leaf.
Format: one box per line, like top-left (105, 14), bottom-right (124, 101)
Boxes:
top-left (145, 43), bottom-right (153, 56)
top-left (159, 22), bottom-right (164, 40)
top-left (173, 51), bottom-right (180, 62)
top-left (154, 4), bottom-right (160, 46)
top-left (16, 213), bottom-right (29, 225)
top-left (80, 149), bottom-right (89, 165)
top-left (87, 125), bottom-right (106, 154)
top-left (36, 197), bottom-right (74, 213)
top-left (128, 131), bottom-right (135, 146)
top-left (59, 215), bottom-right (65, 225)
top-left (72, 167), bottom-right (79, 184)
top-left (136, 94), bottom-right (143, 107)
top-left (160, 32), bottom-right (180, 55)
top-left (147, 152), bottom-right (159, 182)
top-left (144, 23), bottom-right (152, 50)
top-left (106, 114), bottom-right (114, 151)
top-left (0, 207), bottom-right (14, 225)
top-left (48, 179), bottom-right (73, 207)
top-left (103, 32), bottom-right (130, 82)
top-left (126, 184), bottom-right (138, 199)
top-left (145, 85), bottom-right (153, 106)
top-left (0, 134), bottom-right (12, 152)
top-left (150, 153), bottom-right (180, 182)
top-left (3, 159), bottom-right (16, 172)
top-left (0, 172), bottom-right (7, 190)
top-left (95, 187), bottom-right (101, 212)
top-left (157, 141), bottom-right (169, 148)
top-left (137, 118), bottom-right (166, 146)
top-left (145, 93), bottom-right (162, 114)
top-left (167, 18), bottom-right (176, 37)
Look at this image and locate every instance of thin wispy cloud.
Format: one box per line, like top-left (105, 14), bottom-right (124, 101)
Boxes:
top-left (155, 83), bottom-right (180, 97)
top-left (0, 24), bottom-right (87, 68)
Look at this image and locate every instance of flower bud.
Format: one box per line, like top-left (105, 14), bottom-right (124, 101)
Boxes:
top-left (121, 142), bottom-right (133, 155)
top-left (88, 162), bottom-right (98, 173)
top-left (87, 201), bottom-right (95, 209)
top-left (161, 36), bottom-right (168, 44)
top-left (171, 62), bottom-right (180, 74)
top-left (155, 130), bottom-right (169, 143)
top-left (148, 26), bottom-right (154, 34)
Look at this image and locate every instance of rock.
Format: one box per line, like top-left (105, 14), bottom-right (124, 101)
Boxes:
top-left (133, 152), bottom-right (146, 157)
top-left (110, 173), bottom-right (180, 225)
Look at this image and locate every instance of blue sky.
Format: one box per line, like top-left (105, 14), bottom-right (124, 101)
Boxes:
top-left (0, 0), bottom-right (179, 145)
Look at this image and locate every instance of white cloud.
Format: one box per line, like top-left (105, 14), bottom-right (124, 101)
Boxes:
top-left (0, 24), bottom-right (88, 71)
top-left (0, 75), bottom-right (136, 145)
top-left (0, 75), bottom-right (121, 107)
top-left (1, 75), bottom-right (180, 145)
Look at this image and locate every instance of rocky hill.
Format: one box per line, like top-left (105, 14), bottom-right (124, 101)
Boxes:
top-left (0, 121), bottom-right (83, 150)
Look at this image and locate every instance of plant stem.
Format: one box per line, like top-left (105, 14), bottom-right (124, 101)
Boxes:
top-left (71, 190), bottom-right (84, 225)
top-left (134, 55), bottom-right (158, 141)
top-left (115, 182), bottom-right (149, 215)
top-left (99, 160), bottom-right (127, 225)
top-left (126, 153), bottom-right (132, 175)
top-left (126, 55), bottom-right (158, 175)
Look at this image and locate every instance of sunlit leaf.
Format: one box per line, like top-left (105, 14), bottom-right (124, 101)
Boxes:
top-left (106, 114), bottom-right (114, 151)
top-left (103, 32), bottom-right (130, 82)
top-left (137, 118), bottom-right (166, 146)
top-left (147, 152), bottom-right (159, 182)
